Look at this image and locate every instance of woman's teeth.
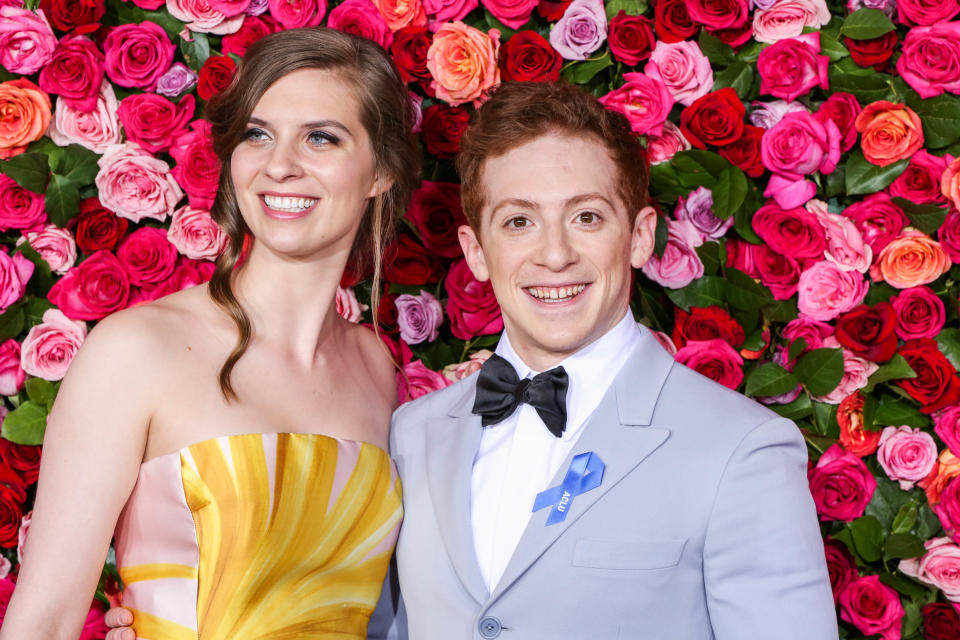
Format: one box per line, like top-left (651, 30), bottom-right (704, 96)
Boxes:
top-left (263, 195), bottom-right (317, 212)
top-left (526, 284), bottom-right (587, 302)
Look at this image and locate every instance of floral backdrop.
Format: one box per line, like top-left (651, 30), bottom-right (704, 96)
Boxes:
top-left (0, 0), bottom-right (958, 635)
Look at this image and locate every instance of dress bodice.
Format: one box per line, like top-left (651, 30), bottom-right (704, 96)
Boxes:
top-left (114, 432), bottom-right (402, 640)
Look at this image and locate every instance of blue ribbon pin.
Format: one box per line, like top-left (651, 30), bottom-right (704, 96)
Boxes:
top-left (532, 452), bottom-right (605, 526)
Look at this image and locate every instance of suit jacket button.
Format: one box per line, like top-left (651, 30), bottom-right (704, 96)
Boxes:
top-left (479, 616), bottom-right (502, 638)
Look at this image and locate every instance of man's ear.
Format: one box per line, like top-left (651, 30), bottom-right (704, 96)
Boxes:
top-left (457, 224), bottom-right (490, 282)
top-left (629, 206), bottom-right (658, 269)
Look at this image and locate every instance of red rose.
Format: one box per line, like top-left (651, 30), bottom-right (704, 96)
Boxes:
top-left (751, 201), bottom-right (827, 261)
top-left (0, 439), bottom-right (41, 486)
top-left (133, 257), bottom-right (213, 304)
top-left (383, 234), bottom-right (443, 286)
top-left (0, 481), bottom-right (25, 547)
top-left (608, 11), bottom-right (655, 66)
top-left (197, 55), bottom-right (237, 101)
top-left (390, 26), bottom-right (432, 83)
top-left (74, 197), bottom-right (128, 254)
top-left (674, 338), bottom-right (744, 389)
top-left (896, 338), bottom-right (960, 413)
top-left (834, 302), bottom-right (898, 362)
top-left (221, 15), bottom-right (275, 57)
top-left (889, 149), bottom-right (950, 205)
top-left (753, 244), bottom-right (800, 300)
top-left (844, 31), bottom-right (898, 72)
top-left (445, 258), bottom-right (502, 340)
top-left (536, 0), bottom-right (572, 21)
top-left (815, 92), bottom-right (862, 152)
top-left (679, 88), bottom-right (745, 149)
top-left (718, 124), bottom-right (765, 178)
top-left (421, 104), bottom-right (469, 158)
top-left (40, 0), bottom-right (105, 33)
top-left (654, 0), bottom-right (698, 43)
top-left (923, 603), bottom-right (960, 640)
top-left (940, 210), bottom-right (960, 263)
top-left (808, 444), bottom-right (876, 521)
top-left (377, 286), bottom-right (399, 327)
top-left (891, 286), bottom-right (945, 341)
top-left (38, 35), bottom-right (105, 113)
top-left (823, 538), bottom-right (857, 603)
top-left (686, 0), bottom-right (751, 46)
top-left (47, 250), bottom-right (132, 321)
top-left (116, 227), bottom-right (178, 286)
top-left (671, 306), bottom-right (745, 350)
top-left (169, 120), bottom-right (220, 211)
top-left (842, 192), bottom-right (908, 256)
top-left (498, 30), bottom-right (561, 83)
top-left (405, 181), bottom-right (467, 259)
top-left (117, 93), bottom-right (194, 154)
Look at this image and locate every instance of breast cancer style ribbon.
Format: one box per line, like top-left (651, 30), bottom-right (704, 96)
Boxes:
top-left (532, 452), bottom-right (605, 526)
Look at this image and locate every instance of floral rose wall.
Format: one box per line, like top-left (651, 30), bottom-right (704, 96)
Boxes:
top-left (1, 0), bottom-right (960, 636)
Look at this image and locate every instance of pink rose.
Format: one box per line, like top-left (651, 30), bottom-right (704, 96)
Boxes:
top-left (815, 92), bottom-right (861, 152)
top-left (645, 120), bottom-right (690, 164)
top-left (760, 110), bottom-right (840, 209)
top-left (0, 7), bottom-right (56, 75)
top-left (673, 338), bottom-right (744, 389)
top-left (808, 443), bottom-right (876, 521)
top-left (79, 602), bottom-right (110, 640)
top-left (812, 337), bottom-right (878, 404)
top-left (644, 41), bottom-right (712, 107)
top-left (20, 308), bottom-right (87, 381)
top-left (117, 227), bottom-right (178, 286)
top-left (103, 22), bottom-right (175, 90)
top-left (0, 339), bottom-right (24, 396)
top-left (169, 120), bottom-right (220, 211)
top-left (422, 0), bottom-right (476, 23)
top-left (824, 538), bottom-right (857, 603)
top-left (752, 0), bottom-right (830, 43)
top-left (335, 286), bottom-right (365, 323)
top-left (395, 290), bottom-right (443, 344)
top-left (897, 0), bottom-right (960, 25)
top-left (22, 226), bottom-right (77, 275)
top-left (209, 0), bottom-right (253, 16)
top-left (943, 156), bottom-right (960, 212)
top-left (133, 257), bottom-right (214, 304)
top-left (783, 316), bottom-right (834, 354)
top-left (0, 174), bottom-right (45, 233)
top-left (936, 476), bottom-right (960, 543)
top-left (47, 80), bottom-right (123, 154)
top-left (37, 35), bottom-right (104, 113)
top-left (599, 72), bottom-right (674, 137)
top-left (166, 206), bottom-right (227, 260)
top-left (752, 200), bottom-right (827, 260)
top-left (891, 286), bottom-right (945, 340)
top-left (797, 261), bottom-right (868, 322)
top-left (117, 93), bottom-right (195, 154)
top-left (896, 21), bottom-right (960, 99)
top-left (935, 406), bottom-right (960, 457)
top-left (842, 192), bottom-right (908, 257)
top-left (0, 250), bottom-right (33, 313)
top-left (166, 0), bottom-right (245, 34)
top-left (757, 32), bottom-right (829, 102)
top-left (442, 349), bottom-right (491, 382)
top-left (327, 0), bottom-right (393, 48)
top-left (640, 218), bottom-right (704, 289)
top-left (95, 142), bottom-right (184, 223)
top-left (16, 508), bottom-right (29, 563)
top-left (268, 0), bottom-right (326, 28)
top-left (426, 21), bottom-right (498, 106)
top-left (480, 0), bottom-right (534, 29)
top-left (397, 359), bottom-right (450, 403)
top-left (876, 425), bottom-right (938, 489)
top-left (838, 575), bottom-right (904, 640)
top-left (900, 538), bottom-right (960, 601)
top-left (813, 205), bottom-right (871, 273)
top-left (47, 250), bottom-right (131, 321)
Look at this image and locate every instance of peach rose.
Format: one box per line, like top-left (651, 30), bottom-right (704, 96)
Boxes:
top-left (854, 100), bottom-right (924, 167)
top-left (921, 450), bottom-right (960, 505)
top-left (426, 21), bottom-right (500, 106)
top-left (373, 0), bottom-right (426, 30)
top-left (943, 156), bottom-right (960, 211)
top-left (877, 230), bottom-right (951, 289)
top-left (0, 78), bottom-right (51, 159)
top-left (442, 348), bottom-right (492, 382)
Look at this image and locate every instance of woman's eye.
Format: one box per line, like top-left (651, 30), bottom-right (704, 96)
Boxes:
top-left (242, 127), bottom-right (269, 142)
top-left (307, 130), bottom-right (339, 146)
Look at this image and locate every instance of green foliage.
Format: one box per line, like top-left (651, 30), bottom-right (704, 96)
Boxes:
top-left (744, 363), bottom-right (799, 397)
top-left (1, 401), bottom-right (47, 445)
top-left (840, 8), bottom-right (895, 39)
top-left (892, 198), bottom-right (948, 236)
top-left (0, 153), bottom-right (49, 193)
top-left (906, 93), bottom-right (960, 149)
top-left (845, 152), bottom-right (909, 196)
top-left (793, 348), bottom-right (845, 397)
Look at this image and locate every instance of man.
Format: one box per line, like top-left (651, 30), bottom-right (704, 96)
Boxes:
top-left (107, 81), bottom-right (837, 639)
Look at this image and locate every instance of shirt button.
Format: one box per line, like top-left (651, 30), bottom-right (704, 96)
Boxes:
top-left (478, 616), bottom-right (502, 639)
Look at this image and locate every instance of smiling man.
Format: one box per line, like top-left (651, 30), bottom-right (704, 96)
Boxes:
top-left (381, 81), bottom-right (838, 640)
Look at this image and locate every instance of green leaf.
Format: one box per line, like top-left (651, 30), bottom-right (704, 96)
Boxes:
top-left (892, 501), bottom-right (919, 535)
top-left (866, 476), bottom-right (910, 530)
top-left (810, 401), bottom-right (838, 436)
top-left (1, 401), bottom-right (47, 445)
top-left (903, 599), bottom-right (923, 639)
top-left (845, 151), bottom-right (908, 196)
top-left (0, 304), bottom-right (24, 342)
top-left (725, 267), bottom-right (773, 311)
top-left (0, 152), bottom-right (50, 193)
top-left (712, 61), bottom-right (756, 99)
top-left (711, 167), bottom-right (748, 220)
top-left (863, 393), bottom-right (879, 431)
top-left (735, 40), bottom-right (765, 64)
top-left (916, 502), bottom-right (942, 539)
top-left (840, 8), bottom-right (895, 39)
top-left (762, 298), bottom-right (798, 323)
top-left (769, 393), bottom-right (812, 420)
top-left (663, 276), bottom-right (727, 310)
top-left (885, 533), bottom-right (926, 560)
top-left (891, 197), bottom-right (949, 236)
top-left (636, 287), bottom-right (672, 333)
top-left (45, 174), bottom-right (81, 228)
top-left (879, 572), bottom-right (931, 601)
top-left (653, 213), bottom-right (669, 259)
top-left (24, 378), bottom-right (56, 409)
top-left (604, 0), bottom-right (648, 20)
top-left (793, 348), bottom-right (845, 397)
top-left (560, 53), bottom-right (613, 85)
top-left (906, 93), bottom-right (960, 149)
top-left (23, 296), bottom-right (54, 327)
top-left (865, 353), bottom-right (916, 391)
top-left (875, 397), bottom-right (931, 428)
top-left (179, 32), bottom-right (211, 72)
top-left (865, 281), bottom-right (898, 306)
top-left (696, 241), bottom-right (722, 276)
top-left (54, 144), bottom-right (100, 186)
top-left (745, 363), bottom-right (799, 397)
top-left (936, 328), bottom-right (960, 372)
top-left (16, 243), bottom-right (54, 297)
top-left (698, 30), bottom-right (735, 65)
top-left (649, 162), bottom-right (686, 201)
top-left (828, 61), bottom-right (893, 105)
top-left (671, 150), bottom-right (730, 183)
top-left (733, 182), bottom-right (763, 244)
top-left (818, 32), bottom-right (850, 62)
top-left (850, 515), bottom-right (884, 562)
top-left (788, 338), bottom-right (809, 363)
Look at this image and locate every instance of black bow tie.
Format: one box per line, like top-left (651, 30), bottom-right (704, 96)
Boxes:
top-left (472, 354), bottom-right (569, 438)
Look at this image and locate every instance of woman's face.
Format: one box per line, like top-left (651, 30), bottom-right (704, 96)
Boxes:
top-left (230, 68), bottom-right (380, 262)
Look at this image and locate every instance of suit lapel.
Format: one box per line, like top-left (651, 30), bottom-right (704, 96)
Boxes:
top-left (490, 331), bottom-right (676, 600)
top-left (425, 380), bottom-right (489, 604)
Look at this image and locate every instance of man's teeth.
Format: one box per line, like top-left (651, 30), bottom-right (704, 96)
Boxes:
top-left (527, 284), bottom-right (586, 301)
top-left (263, 195), bottom-right (317, 212)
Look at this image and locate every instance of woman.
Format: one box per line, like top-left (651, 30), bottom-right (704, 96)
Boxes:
top-left (0, 27), bottom-right (419, 639)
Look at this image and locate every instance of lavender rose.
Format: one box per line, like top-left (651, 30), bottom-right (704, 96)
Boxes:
top-left (673, 186), bottom-right (732, 241)
top-left (396, 290), bottom-right (444, 345)
top-left (156, 62), bottom-right (199, 98)
top-left (548, 0), bottom-right (607, 61)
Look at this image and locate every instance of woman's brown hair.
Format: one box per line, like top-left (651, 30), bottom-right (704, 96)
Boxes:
top-left (204, 27), bottom-right (420, 401)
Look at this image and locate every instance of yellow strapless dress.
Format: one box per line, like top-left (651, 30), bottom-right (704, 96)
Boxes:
top-left (113, 433), bottom-right (402, 639)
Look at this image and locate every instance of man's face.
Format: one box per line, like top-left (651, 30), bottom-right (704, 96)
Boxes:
top-left (459, 132), bottom-right (657, 371)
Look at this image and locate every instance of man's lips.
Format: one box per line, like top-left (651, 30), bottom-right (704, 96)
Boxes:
top-left (524, 283), bottom-right (589, 302)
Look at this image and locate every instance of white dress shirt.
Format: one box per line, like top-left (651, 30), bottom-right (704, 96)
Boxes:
top-left (470, 311), bottom-right (642, 592)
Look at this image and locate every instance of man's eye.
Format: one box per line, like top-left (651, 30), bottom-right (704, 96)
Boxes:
top-left (578, 211), bottom-right (599, 224)
top-left (507, 217), bottom-right (529, 229)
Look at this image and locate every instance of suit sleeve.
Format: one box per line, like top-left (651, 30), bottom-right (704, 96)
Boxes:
top-left (703, 417), bottom-right (839, 640)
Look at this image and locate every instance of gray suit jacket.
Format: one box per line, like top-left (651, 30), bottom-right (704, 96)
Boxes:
top-left (375, 329), bottom-right (838, 640)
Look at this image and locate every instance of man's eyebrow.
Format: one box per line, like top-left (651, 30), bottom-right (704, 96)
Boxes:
top-left (563, 192), bottom-right (616, 209)
top-left (490, 198), bottom-right (539, 217)
top-left (247, 117), bottom-right (354, 136)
